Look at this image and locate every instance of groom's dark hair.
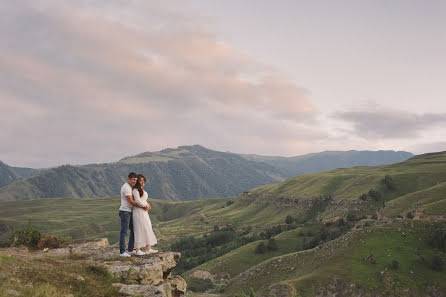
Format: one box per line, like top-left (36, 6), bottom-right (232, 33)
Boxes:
top-left (128, 172), bottom-right (138, 179)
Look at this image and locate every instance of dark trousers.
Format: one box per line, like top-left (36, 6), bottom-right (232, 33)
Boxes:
top-left (119, 210), bottom-right (134, 254)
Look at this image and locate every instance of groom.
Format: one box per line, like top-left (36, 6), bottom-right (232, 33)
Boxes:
top-left (118, 172), bottom-right (150, 257)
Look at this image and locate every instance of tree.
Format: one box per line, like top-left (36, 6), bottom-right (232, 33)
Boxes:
top-left (431, 255), bottom-right (444, 271)
top-left (368, 189), bottom-right (381, 201)
top-left (359, 193), bottom-right (368, 201)
top-left (254, 242), bottom-right (266, 254)
top-left (267, 238), bottom-right (278, 251)
top-left (382, 175), bottom-right (395, 190)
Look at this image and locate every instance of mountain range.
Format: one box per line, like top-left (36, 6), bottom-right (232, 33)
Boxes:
top-left (0, 150), bottom-right (445, 296)
top-left (0, 145), bottom-right (413, 202)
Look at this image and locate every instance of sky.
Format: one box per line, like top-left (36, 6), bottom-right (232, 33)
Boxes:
top-left (1, 0), bottom-right (445, 168)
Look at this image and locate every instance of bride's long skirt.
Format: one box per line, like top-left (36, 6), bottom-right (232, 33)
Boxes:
top-left (133, 208), bottom-right (157, 248)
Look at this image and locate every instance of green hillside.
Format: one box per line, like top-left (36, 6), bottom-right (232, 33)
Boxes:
top-left (1, 151), bottom-right (445, 296)
top-left (0, 145), bottom-right (283, 202)
top-left (223, 220), bottom-right (446, 297)
top-left (0, 146), bottom-right (413, 203)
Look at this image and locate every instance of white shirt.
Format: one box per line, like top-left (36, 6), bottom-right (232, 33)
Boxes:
top-left (119, 182), bottom-right (134, 212)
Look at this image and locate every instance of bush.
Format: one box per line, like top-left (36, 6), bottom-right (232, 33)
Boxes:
top-left (431, 255), bottom-right (444, 271)
top-left (406, 212), bottom-right (414, 219)
top-left (346, 213), bottom-right (358, 222)
top-left (37, 235), bottom-right (72, 249)
top-left (429, 224), bottom-right (446, 252)
top-left (249, 288), bottom-right (256, 297)
top-left (11, 224), bottom-right (42, 249)
top-left (254, 242), bottom-right (266, 254)
top-left (368, 190), bottom-right (382, 201)
top-left (359, 193), bottom-right (368, 201)
top-left (337, 218), bottom-right (345, 226)
top-left (382, 175), bottom-right (395, 190)
top-left (267, 238), bottom-right (278, 251)
top-left (391, 260), bottom-right (399, 270)
top-left (285, 215), bottom-right (294, 224)
top-left (303, 238), bottom-right (319, 250)
top-left (188, 277), bottom-right (215, 292)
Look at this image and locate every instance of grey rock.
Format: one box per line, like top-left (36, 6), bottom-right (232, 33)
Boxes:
top-left (6, 289), bottom-right (20, 296)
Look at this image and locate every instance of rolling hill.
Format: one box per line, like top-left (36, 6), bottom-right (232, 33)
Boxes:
top-left (0, 151), bottom-right (445, 296)
top-left (0, 146), bottom-right (412, 202)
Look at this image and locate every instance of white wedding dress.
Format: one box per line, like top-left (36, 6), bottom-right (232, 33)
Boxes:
top-left (132, 188), bottom-right (157, 248)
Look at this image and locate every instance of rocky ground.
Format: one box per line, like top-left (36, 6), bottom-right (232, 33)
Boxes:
top-left (0, 239), bottom-right (187, 297)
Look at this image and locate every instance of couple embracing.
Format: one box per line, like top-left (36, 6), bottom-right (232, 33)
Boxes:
top-left (119, 172), bottom-right (158, 257)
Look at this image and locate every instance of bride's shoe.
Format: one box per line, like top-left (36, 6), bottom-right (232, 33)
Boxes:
top-left (135, 250), bottom-right (145, 256)
top-left (147, 249), bottom-right (158, 254)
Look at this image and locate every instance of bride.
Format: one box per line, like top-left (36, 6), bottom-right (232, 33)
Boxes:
top-left (132, 174), bottom-right (158, 256)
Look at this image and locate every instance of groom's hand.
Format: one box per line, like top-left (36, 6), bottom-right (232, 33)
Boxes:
top-left (144, 204), bottom-right (151, 211)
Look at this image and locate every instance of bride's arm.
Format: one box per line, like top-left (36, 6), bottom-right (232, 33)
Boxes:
top-left (132, 189), bottom-right (148, 207)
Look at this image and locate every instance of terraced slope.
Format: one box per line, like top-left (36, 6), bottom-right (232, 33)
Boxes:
top-left (223, 221), bottom-right (446, 297)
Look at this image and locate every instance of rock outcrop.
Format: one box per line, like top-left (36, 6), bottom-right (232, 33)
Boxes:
top-left (46, 238), bottom-right (186, 297)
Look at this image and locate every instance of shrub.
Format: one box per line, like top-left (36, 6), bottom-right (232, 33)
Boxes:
top-left (254, 242), bottom-right (266, 254)
top-left (346, 213), bottom-right (358, 222)
top-left (304, 238), bottom-right (319, 250)
top-left (11, 224), bottom-right (42, 249)
top-left (285, 215), bottom-right (294, 224)
top-left (359, 193), bottom-right (368, 201)
top-left (187, 277), bottom-right (215, 292)
top-left (368, 190), bottom-right (382, 201)
top-left (429, 224), bottom-right (446, 252)
top-left (266, 238), bottom-right (278, 251)
top-left (391, 260), bottom-right (399, 270)
top-left (382, 175), bottom-right (395, 190)
top-left (431, 255), bottom-right (444, 271)
top-left (37, 235), bottom-right (72, 249)
top-left (406, 212), bottom-right (414, 219)
top-left (337, 218), bottom-right (345, 226)
top-left (249, 288), bottom-right (256, 297)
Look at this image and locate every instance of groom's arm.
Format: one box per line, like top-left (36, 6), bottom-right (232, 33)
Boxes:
top-left (127, 194), bottom-right (150, 210)
top-left (125, 195), bottom-right (138, 207)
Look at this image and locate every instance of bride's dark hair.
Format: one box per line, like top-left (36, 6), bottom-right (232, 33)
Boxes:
top-left (135, 174), bottom-right (147, 197)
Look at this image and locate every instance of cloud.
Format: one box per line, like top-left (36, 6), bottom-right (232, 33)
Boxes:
top-left (334, 107), bottom-right (446, 139)
top-left (408, 142), bottom-right (446, 155)
top-left (0, 0), bottom-right (316, 167)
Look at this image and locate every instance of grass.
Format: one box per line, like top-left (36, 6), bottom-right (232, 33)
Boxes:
top-left (250, 151), bottom-right (446, 202)
top-left (223, 221), bottom-right (446, 297)
top-left (0, 253), bottom-right (121, 297)
top-left (190, 225), bottom-right (328, 278)
top-left (382, 181), bottom-right (446, 217)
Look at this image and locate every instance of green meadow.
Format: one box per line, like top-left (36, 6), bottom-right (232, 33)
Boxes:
top-left (1, 151), bottom-right (446, 296)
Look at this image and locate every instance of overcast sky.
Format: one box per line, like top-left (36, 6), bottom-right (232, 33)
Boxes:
top-left (1, 0), bottom-right (445, 168)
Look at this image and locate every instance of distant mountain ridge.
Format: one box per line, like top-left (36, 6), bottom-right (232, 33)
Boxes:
top-left (0, 145), bottom-right (282, 202)
top-left (0, 161), bottom-right (40, 188)
top-left (239, 150), bottom-right (413, 178)
top-left (0, 145), bottom-right (413, 202)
